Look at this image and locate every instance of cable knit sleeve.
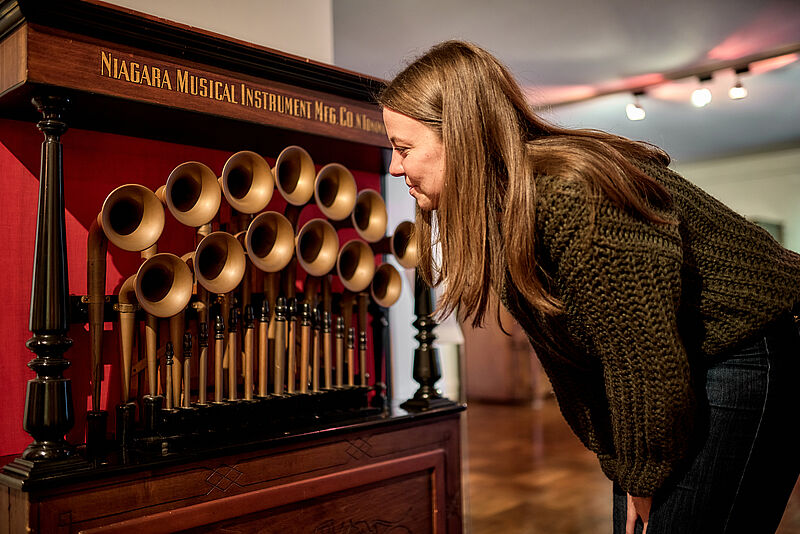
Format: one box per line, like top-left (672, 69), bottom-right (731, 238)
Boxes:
top-left (536, 175), bottom-right (694, 497)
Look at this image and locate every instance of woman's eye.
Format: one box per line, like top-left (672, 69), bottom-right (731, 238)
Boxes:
top-left (394, 147), bottom-right (409, 156)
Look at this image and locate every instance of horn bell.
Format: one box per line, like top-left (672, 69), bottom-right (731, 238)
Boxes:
top-left (164, 161), bottom-right (221, 227)
top-left (352, 189), bottom-right (388, 243)
top-left (337, 239), bottom-right (376, 293)
top-left (221, 151), bottom-right (274, 214)
top-left (100, 184), bottom-right (165, 251)
top-left (246, 211), bottom-right (295, 272)
top-left (314, 163), bottom-right (357, 221)
top-left (135, 253), bottom-right (194, 318)
top-left (371, 263), bottom-right (402, 307)
top-left (296, 218), bottom-right (339, 277)
top-left (274, 145), bottom-right (316, 206)
top-left (195, 231), bottom-right (247, 294)
top-left (390, 221), bottom-right (417, 269)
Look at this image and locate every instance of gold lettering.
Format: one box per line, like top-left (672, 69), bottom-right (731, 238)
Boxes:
top-left (200, 78), bottom-right (208, 98)
top-left (130, 62), bottom-right (140, 84)
top-left (141, 64), bottom-right (151, 86)
top-left (101, 51), bottom-right (112, 77)
top-left (269, 93), bottom-right (276, 112)
top-left (162, 70), bottom-right (172, 90)
top-left (254, 90), bottom-right (263, 109)
top-left (177, 70), bottom-right (189, 93)
top-left (118, 60), bottom-right (129, 82)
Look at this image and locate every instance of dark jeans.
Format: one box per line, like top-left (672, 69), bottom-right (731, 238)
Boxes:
top-left (613, 315), bottom-right (800, 534)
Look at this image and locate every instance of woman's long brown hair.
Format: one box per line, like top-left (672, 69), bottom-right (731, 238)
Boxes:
top-left (379, 40), bottom-right (672, 327)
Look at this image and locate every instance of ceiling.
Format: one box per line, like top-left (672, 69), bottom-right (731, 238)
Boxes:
top-left (332, 0), bottom-right (800, 164)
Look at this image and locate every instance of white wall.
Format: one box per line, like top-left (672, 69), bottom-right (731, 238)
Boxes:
top-left (107, 0), bottom-right (334, 64)
top-left (672, 147), bottom-right (800, 253)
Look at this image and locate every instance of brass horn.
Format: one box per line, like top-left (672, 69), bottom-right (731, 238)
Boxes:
top-left (99, 184), bottom-right (166, 252)
top-left (87, 184), bottom-right (165, 413)
top-left (274, 145), bottom-right (316, 206)
top-left (370, 263), bottom-right (403, 307)
top-left (337, 239), bottom-right (376, 293)
top-left (195, 231), bottom-right (247, 295)
top-left (245, 211), bottom-right (295, 272)
top-left (296, 218), bottom-right (340, 277)
top-left (351, 189), bottom-right (388, 243)
top-left (134, 253), bottom-right (194, 318)
top-left (221, 151), bottom-right (274, 214)
top-left (390, 221), bottom-right (417, 269)
top-left (160, 161), bottom-right (221, 227)
top-left (314, 163), bottom-right (357, 221)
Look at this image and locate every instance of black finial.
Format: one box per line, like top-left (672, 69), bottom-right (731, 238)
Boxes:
top-left (214, 312), bottom-right (225, 339)
top-left (346, 327), bottom-right (355, 349)
top-left (229, 306), bottom-right (239, 331)
top-left (322, 311), bottom-right (331, 334)
top-left (336, 316), bottom-right (344, 338)
top-left (275, 297), bottom-right (286, 320)
top-left (260, 298), bottom-right (270, 322)
top-left (300, 301), bottom-right (311, 326)
top-left (359, 330), bottom-right (367, 351)
top-left (165, 341), bottom-right (174, 365)
top-left (183, 331), bottom-right (192, 358)
top-left (199, 322), bottom-right (209, 347)
top-left (244, 304), bottom-right (255, 328)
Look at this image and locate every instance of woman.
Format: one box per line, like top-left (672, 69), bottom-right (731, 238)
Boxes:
top-left (380, 40), bottom-right (800, 534)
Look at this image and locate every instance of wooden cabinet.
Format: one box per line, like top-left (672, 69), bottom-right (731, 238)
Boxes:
top-left (0, 2), bottom-right (464, 532)
top-left (1, 408), bottom-right (463, 533)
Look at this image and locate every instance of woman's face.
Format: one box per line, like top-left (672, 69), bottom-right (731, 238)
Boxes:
top-left (382, 108), bottom-right (445, 210)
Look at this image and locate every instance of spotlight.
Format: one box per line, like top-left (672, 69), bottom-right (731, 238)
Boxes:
top-left (691, 74), bottom-right (713, 108)
top-left (729, 66), bottom-right (749, 100)
top-left (626, 91), bottom-right (646, 121)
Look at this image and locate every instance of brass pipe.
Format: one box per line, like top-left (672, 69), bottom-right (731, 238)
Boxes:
top-left (322, 311), bottom-right (332, 390)
top-left (170, 311), bottom-right (186, 405)
top-left (359, 330), bottom-right (368, 387)
top-left (346, 327), bottom-right (355, 387)
top-left (335, 316), bottom-right (344, 388)
top-left (88, 184), bottom-right (165, 412)
top-left (145, 314), bottom-right (159, 396)
top-left (296, 218), bottom-right (340, 277)
top-left (198, 322), bottom-right (209, 405)
top-left (227, 307), bottom-right (239, 401)
top-left (244, 304), bottom-right (255, 400)
top-left (273, 298), bottom-right (287, 395)
top-left (299, 302), bottom-right (311, 394)
top-left (214, 312), bottom-right (225, 403)
top-left (258, 299), bottom-right (269, 397)
top-left (312, 306), bottom-right (321, 392)
top-left (182, 330), bottom-right (192, 408)
top-left (165, 342), bottom-right (175, 410)
top-left (159, 161), bottom-right (221, 228)
top-left (371, 220), bottom-right (417, 269)
top-left (116, 275), bottom-right (138, 403)
top-left (286, 298), bottom-right (298, 393)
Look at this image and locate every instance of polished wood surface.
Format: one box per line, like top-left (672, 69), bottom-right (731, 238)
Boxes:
top-left (465, 400), bottom-right (800, 533)
top-left (1, 408), bottom-right (464, 533)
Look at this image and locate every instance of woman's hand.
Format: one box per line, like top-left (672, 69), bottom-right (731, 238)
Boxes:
top-left (626, 493), bottom-right (652, 534)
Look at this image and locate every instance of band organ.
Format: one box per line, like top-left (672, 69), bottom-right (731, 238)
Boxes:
top-left (0, 2), bottom-right (463, 532)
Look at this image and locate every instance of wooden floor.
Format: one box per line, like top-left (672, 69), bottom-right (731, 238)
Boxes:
top-left (463, 400), bottom-right (800, 533)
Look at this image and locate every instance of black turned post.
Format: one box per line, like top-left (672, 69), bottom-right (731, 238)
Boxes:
top-left (400, 270), bottom-right (455, 412)
top-left (0, 97), bottom-right (92, 482)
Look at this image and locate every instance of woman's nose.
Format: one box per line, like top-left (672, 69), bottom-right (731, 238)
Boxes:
top-left (388, 153), bottom-right (404, 177)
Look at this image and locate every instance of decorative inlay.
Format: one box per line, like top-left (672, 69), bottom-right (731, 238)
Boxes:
top-left (205, 464), bottom-right (244, 493)
top-left (313, 518), bottom-right (412, 534)
top-left (345, 437), bottom-right (373, 460)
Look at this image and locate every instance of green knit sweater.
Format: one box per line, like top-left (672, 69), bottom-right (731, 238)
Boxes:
top-left (500, 159), bottom-right (800, 496)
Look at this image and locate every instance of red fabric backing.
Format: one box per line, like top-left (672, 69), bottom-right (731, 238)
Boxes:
top-left (0, 117), bottom-right (381, 456)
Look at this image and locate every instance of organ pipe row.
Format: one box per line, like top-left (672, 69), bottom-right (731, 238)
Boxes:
top-left (85, 145), bottom-right (415, 452)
